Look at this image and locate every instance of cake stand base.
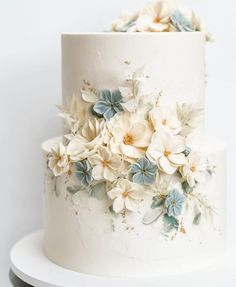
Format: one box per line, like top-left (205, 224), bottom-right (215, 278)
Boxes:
top-left (10, 230), bottom-right (235, 287)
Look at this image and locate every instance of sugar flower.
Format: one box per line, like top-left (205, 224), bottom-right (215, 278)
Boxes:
top-left (93, 90), bottom-right (124, 121)
top-left (147, 132), bottom-right (186, 174)
top-left (136, 0), bottom-right (175, 32)
top-left (149, 106), bottom-right (181, 135)
top-left (180, 151), bottom-right (207, 187)
top-left (108, 112), bottom-right (153, 159)
top-left (112, 11), bottom-right (139, 32)
top-left (48, 143), bottom-right (70, 176)
top-left (164, 189), bottom-right (185, 217)
top-left (176, 103), bottom-right (203, 136)
top-left (67, 118), bottom-right (106, 161)
top-left (170, 10), bottom-right (193, 32)
top-left (130, 157), bottom-right (157, 185)
top-left (89, 146), bottom-right (122, 182)
top-left (108, 179), bottom-right (144, 213)
top-left (76, 160), bottom-right (93, 187)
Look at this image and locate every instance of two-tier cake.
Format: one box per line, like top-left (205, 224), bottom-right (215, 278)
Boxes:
top-left (41, 0), bottom-right (226, 277)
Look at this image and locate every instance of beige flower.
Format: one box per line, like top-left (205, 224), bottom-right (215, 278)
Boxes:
top-left (112, 11), bottom-right (139, 32)
top-left (108, 179), bottom-right (144, 213)
top-left (180, 152), bottom-right (207, 187)
top-left (108, 112), bottom-right (153, 160)
top-left (149, 106), bottom-right (181, 135)
top-left (67, 118), bottom-right (107, 162)
top-left (89, 146), bottom-right (122, 182)
top-left (136, 0), bottom-right (176, 32)
top-left (48, 143), bottom-right (70, 176)
top-left (147, 131), bottom-right (186, 174)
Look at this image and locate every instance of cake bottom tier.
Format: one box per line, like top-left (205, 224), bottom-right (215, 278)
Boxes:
top-left (42, 137), bottom-right (227, 277)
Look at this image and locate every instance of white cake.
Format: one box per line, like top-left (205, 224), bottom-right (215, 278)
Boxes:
top-left (41, 1), bottom-right (227, 278)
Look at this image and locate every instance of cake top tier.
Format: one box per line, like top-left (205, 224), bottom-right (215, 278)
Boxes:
top-left (111, 0), bottom-right (210, 41)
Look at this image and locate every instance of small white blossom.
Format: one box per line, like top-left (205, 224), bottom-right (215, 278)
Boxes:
top-left (48, 143), bottom-right (70, 176)
top-left (67, 118), bottom-right (107, 161)
top-left (108, 112), bottom-right (153, 160)
top-left (108, 179), bottom-right (144, 213)
top-left (89, 146), bottom-right (122, 182)
top-left (149, 106), bottom-right (181, 135)
top-left (180, 151), bottom-right (207, 187)
top-left (147, 132), bottom-right (186, 174)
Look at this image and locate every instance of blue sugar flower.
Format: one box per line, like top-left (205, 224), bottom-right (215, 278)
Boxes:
top-left (76, 160), bottom-right (93, 187)
top-left (171, 10), bottom-right (193, 32)
top-left (164, 189), bottom-right (185, 217)
top-left (93, 89), bottom-right (124, 120)
top-left (130, 157), bottom-right (157, 185)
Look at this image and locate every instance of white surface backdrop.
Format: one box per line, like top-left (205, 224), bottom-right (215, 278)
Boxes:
top-left (0, 0), bottom-right (235, 286)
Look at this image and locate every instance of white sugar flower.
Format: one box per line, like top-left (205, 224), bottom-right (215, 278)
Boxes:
top-left (119, 66), bottom-right (146, 112)
top-left (112, 11), bottom-right (139, 32)
top-left (58, 95), bottom-right (88, 132)
top-left (147, 132), bottom-right (186, 174)
top-left (180, 151), bottom-right (207, 187)
top-left (136, 0), bottom-right (176, 32)
top-left (48, 143), bottom-right (70, 176)
top-left (81, 80), bottom-right (99, 103)
top-left (176, 103), bottom-right (203, 136)
top-left (67, 118), bottom-right (107, 161)
top-left (108, 179), bottom-right (144, 213)
top-left (89, 146), bottom-right (122, 182)
top-left (108, 112), bottom-right (153, 159)
top-left (149, 106), bottom-right (181, 135)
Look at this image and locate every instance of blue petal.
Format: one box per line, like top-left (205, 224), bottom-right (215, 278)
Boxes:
top-left (101, 90), bottom-right (112, 101)
top-left (143, 173), bottom-right (155, 185)
top-left (112, 89), bottom-right (122, 102)
top-left (93, 100), bottom-right (109, 115)
top-left (133, 172), bottom-right (145, 185)
top-left (171, 10), bottom-right (193, 32)
top-left (103, 108), bottom-right (116, 120)
top-left (130, 162), bottom-right (141, 174)
top-left (113, 103), bottom-right (124, 112)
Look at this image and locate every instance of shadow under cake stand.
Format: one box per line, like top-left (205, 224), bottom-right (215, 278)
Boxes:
top-left (10, 230), bottom-right (235, 287)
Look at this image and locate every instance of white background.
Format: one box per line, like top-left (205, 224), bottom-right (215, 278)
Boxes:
top-left (0, 0), bottom-right (235, 286)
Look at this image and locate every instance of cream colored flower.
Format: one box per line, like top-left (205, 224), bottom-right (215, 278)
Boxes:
top-left (136, 0), bottom-right (176, 32)
top-left (147, 132), bottom-right (186, 174)
top-left (108, 112), bottom-right (153, 159)
top-left (108, 179), bottom-right (144, 213)
top-left (89, 146), bottom-right (122, 182)
top-left (112, 11), bottom-right (139, 32)
top-left (149, 106), bottom-right (181, 135)
top-left (180, 152), bottom-right (207, 187)
top-left (48, 143), bottom-right (70, 176)
top-left (58, 95), bottom-right (88, 132)
top-left (176, 103), bottom-right (203, 136)
top-left (67, 118), bottom-right (107, 161)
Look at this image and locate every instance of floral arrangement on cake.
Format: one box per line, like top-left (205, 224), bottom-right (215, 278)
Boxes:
top-left (47, 63), bottom-right (215, 238)
top-left (111, 0), bottom-right (211, 41)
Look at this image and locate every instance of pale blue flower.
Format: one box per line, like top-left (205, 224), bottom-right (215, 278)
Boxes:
top-left (171, 10), bottom-right (193, 32)
top-left (164, 189), bottom-right (185, 217)
top-left (93, 90), bottom-right (124, 120)
top-left (130, 157), bottom-right (157, 185)
top-left (76, 160), bottom-right (93, 187)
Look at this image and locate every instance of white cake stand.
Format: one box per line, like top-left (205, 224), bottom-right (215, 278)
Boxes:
top-left (10, 230), bottom-right (236, 287)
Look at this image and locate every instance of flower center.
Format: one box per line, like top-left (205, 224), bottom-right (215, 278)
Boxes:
top-left (123, 134), bottom-right (134, 145)
top-left (164, 150), bottom-right (171, 157)
top-left (102, 160), bottom-right (109, 167)
top-left (171, 200), bottom-right (176, 206)
top-left (122, 191), bottom-right (129, 197)
top-left (191, 165), bottom-right (196, 172)
top-left (162, 119), bottom-right (167, 125)
top-left (154, 16), bottom-right (162, 23)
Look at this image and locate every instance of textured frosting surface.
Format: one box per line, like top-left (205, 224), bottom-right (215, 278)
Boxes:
top-left (62, 33), bottom-right (205, 135)
top-left (43, 138), bottom-right (226, 277)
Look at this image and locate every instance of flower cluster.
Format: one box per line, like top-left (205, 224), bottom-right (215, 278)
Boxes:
top-left (111, 0), bottom-right (211, 41)
top-left (47, 64), bottom-right (213, 237)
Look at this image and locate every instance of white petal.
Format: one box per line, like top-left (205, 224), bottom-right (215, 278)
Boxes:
top-left (159, 156), bottom-right (176, 174)
top-left (168, 153), bottom-right (186, 166)
top-left (169, 136), bottom-right (186, 153)
top-left (125, 197), bottom-right (139, 212)
top-left (104, 167), bottom-right (117, 182)
top-left (81, 91), bottom-right (98, 103)
top-left (187, 172), bottom-right (195, 187)
top-left (113, 196), bottom-right (125, 213)
top-left (108, 187), bottom-right (122, 200)
top-left (92, 165), bottom-right (104, 180)
top-left (121, 143), bottom-right (144, 158)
